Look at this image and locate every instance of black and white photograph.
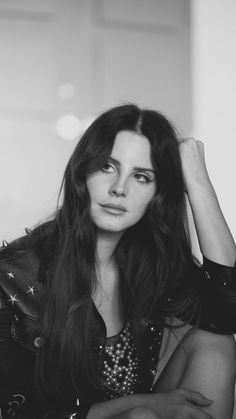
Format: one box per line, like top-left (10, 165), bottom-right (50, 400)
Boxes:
top-left (0, 1), bottom-right (235, 418)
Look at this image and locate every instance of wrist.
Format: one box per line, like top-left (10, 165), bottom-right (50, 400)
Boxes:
top-left (186, 176), bottom-right (215, 198)
top-left (86, 394), bottom-right (148, 419)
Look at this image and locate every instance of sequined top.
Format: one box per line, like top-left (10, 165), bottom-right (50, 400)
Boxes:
top-left (100, 321), bottom-right (163, 400)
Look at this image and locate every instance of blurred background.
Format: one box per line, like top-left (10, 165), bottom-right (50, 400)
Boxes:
top-left (0, 0), bottom-right (235, 251)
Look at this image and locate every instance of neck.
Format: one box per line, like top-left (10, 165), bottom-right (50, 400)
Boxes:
top-left (96, 230), bottom-right (123, 269)
top-left (94, 231), bottom-right (124, 308)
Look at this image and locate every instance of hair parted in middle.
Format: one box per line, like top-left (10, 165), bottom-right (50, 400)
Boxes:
top-left (33, 103), bottom-right (201, 405)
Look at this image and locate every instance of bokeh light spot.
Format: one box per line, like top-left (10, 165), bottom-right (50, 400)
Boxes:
top-left (56, 114), bottom-right (82, 140)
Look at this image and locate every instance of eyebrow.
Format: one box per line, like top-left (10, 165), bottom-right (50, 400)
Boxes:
top-left (108, 157), bottom-right (155, 174)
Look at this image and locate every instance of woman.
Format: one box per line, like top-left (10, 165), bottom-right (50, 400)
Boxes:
top-left (0, 104), bottom-right (235, 419)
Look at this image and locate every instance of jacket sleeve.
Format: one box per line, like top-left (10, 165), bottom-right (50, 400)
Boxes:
top-left (0, 403), bottom-right (91, 419)
top-left (0, 292), bottom-right (91, 418)
top-left (198, 256), bottom-right (236, 334)
top-left (0, 291), bottom-right (28, 406)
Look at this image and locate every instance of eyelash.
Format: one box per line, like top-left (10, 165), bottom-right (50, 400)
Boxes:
top-left (102, 163), bottom-right (114, 172)
top-left (134, 173), bottom-right (151, 183)
top-left (102, 164), bottom-right (152, 184)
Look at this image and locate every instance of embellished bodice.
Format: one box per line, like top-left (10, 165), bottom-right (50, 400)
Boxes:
top-left (100, 321), bottom-right (163, 399)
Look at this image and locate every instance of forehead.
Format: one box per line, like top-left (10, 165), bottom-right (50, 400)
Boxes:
top-left (111, 130), bottom-right (153, 166)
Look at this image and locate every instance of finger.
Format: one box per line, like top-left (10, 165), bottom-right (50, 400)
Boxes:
top-left (178, 138), bottom-right (205, 152)
top-left (178, 137), bottom-right (195, 144)
top-left (189, 407), bottom-right (215, 419)
top-left (179, 388), bottom-right (213, 406)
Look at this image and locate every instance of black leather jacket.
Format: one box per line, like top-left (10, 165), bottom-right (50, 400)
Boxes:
top-left (0, 233), bottom-right (235, 419)
top-left (0, 235), bottom-right (91, 419)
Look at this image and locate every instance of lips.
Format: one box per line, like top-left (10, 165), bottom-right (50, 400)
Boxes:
top-left (100, 203), bottom-right (127, 212)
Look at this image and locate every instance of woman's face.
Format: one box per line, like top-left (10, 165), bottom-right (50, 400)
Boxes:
top-left (86, 130), bottom-right (156, 234)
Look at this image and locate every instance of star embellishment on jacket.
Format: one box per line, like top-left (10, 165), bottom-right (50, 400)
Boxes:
top-left (26, 285), bottom-right (35, 296)
top-left (6, 272), bottom-right (14, 279)
top-left (8, 294), bottom-right (18, 305)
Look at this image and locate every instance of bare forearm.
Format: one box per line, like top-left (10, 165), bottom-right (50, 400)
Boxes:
top-left (179, 138), bottom-right (235, 266)
top-left (86, 389), bottom-right (214, 419)
top-left (188, 179), bottom-right (236, 266)
top-left (86, 394), bottom-right (147, 419)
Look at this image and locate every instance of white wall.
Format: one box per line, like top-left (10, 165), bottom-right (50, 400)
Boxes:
top-left (0, 0), bottom-right (191, 242)
top-left (191, 0), bottom-right (236, 242)
top-left (191, 5), bottom-right (236, 413)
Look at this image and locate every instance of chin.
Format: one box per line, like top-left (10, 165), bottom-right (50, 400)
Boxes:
top-left (96, 223), bottom-right (127, 234)
top-left (92, 218), bottom-right (129, 234)
top-left (91, 212), bottom-right (138, 233)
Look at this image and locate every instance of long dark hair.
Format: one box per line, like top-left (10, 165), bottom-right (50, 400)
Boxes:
top-left (33, 104), bottom-right (201, 405)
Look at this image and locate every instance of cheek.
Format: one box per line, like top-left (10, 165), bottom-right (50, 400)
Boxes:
top-left (86, 176), bottom-right (104, 202)
top-left (131, 190), bottom-right (155, 218)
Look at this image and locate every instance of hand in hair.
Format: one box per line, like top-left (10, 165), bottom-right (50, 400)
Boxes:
top-left (178, 137), bottom-right (236, 266)
top-left (178, 138), bottom-right (210, 192)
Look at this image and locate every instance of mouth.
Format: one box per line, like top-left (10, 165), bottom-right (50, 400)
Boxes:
top-left (100, 203), bottom-right (127, 214)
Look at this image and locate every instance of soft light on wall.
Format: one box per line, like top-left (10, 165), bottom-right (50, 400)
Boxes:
top-left (55, 114), bottom-right (82, 141)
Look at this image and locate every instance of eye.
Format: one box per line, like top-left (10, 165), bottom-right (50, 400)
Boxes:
top-left (134, 173), bottom-right (151, 183)
top-left (102, 163), bottom-right (115, 173)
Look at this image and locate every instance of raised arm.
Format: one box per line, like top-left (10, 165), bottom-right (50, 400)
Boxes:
top-left (179, 138), bottom-right (236, 266)
top-left (179, 138), bottom-right (236, 333)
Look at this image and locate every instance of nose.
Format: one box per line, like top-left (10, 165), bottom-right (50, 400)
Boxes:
top-left (108, 176), bottom-right (128, 197)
